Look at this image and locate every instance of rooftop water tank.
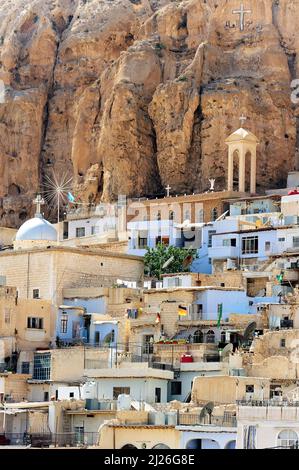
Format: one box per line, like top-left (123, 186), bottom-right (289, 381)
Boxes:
top-left (154, 412), bottom-right (166, 426)
top-left (166, 412), bottom-right (177, 426)
top-left (117, 394), bottom-right (131, 411)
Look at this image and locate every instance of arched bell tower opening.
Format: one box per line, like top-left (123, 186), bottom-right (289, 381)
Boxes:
top-left (225, 118), bottom-right (259, 194)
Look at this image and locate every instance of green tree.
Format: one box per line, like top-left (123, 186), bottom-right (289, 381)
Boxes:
top-left (144, 244), bottom-right (197, 280)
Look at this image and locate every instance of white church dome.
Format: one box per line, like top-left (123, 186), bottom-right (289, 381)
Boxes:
top-left (16, 215), bottom-right (57, 241)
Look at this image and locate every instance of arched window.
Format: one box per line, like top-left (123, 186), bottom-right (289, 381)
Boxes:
top-left (184, 210), bottom-right (191, 221)
top-left (169, 210), bottom-right (174, 221)
top-left (206, 330), bottom-right (215, 343)
top-left (157, 211), bottom-right (161, 221)
top-left (193, 330), bottom-right (203, 344)
top-left (197, 209), bottom-right (204, 223)
top-left (121, 444), bottom-right (138, 449)
top-left (277, 430), bottom-right (298, 448)
top-left (225, 440), bottom-right (236, 449)
top-left (152, 444), bottom-right (171, 449)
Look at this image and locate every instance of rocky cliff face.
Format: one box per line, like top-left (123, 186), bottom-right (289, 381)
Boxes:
top-left (0, 0), bottom-right (298, 226)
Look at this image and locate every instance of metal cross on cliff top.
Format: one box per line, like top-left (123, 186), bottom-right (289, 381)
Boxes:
top-left (232, 3), bottom-right (252, 32)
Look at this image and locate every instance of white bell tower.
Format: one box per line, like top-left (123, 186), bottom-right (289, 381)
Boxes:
top-left (225, 118), bottom-right (259, 194)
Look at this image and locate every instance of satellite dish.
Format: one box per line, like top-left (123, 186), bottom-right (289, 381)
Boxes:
top-left (243, 321), bottom-right (257, 341)
top-left (162, 256), bottom-right (175, 269)
top-left (221, 343), bottom-right (233, 359)
top-left (199, 402), bottom-right (214, 423)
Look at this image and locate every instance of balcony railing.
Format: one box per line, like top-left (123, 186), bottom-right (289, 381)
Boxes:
top-left (178, 414), bottom-right (237, 427)
top-left (0, 432), bottom-right (100, 447)
top-left (237, 399), bottom-right (299, 407)
top-left (208, 246), bottom-right (239, 260)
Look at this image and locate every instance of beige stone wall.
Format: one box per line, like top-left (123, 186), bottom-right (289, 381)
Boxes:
top-left (99, 424), bottom-right (180, 449)
top-left (247, 356), bottom-right (298, 380)
top-left (247, 277), bottom-right (268, 297)
top-left (144, 290), bottom-right (195, 337)
top-left (1, 373), bottom-right (30, 401)
top-left (0, 287), bottom-right (18, 350)
top-left (0, 228), bottom-right (17, 246)
top-left (267, 304), bottom-right (299, 329)
top-left (16, 299), bottom-right (55, 351)
top-left (0, 248), bottom-right (144, 304)
top-left (191, 376), bottom-right (270, 405)
top-left (250, 330), bottom-right (299, 363)
top-left (50, 348), bottom-right (85, 382)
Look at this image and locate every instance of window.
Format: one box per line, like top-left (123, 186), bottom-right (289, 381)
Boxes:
top-left (265, 241), bottom-right (271, 252)
top-left (143, 335), bottom-right (154, 354)
top-left (69, 392), bottom-right (74, 398)
top-left (27, 317), bottom-right (44, 329)
top-left (157, 211), bottom-right (161, 221)
top-left (138, 237), bottom-right (148, 248)
top-left (4, 308), bottom-right (11, 324)
top-left (293, 237), bottom-right (299, 248)
top-left (281, 339), bottom-right (286, 348)
top-left (44, 392), bottom-right (49, 401)
top-left (208, 230), bottom-right (216, 248)
top-left (197, 209), bottom-right (204, 223)
top-left (75, 426), bottom-right (84, 445)
top-left (168, 277), bottom-right (182, 287)
top-left (169, 211), bottom-right (174, 221)
top-left (278, 237), bottom-right (285, 242)
top-left (211, 208), bottom-right (218, 221)
top-left (223, 239), bottom-right (237, 247)
top-left (33, 353), bottom-right (51, 381)
top-left (242, 236), bottom-right (259, 254)
top-left (193, 330), bottom-right (203, 343)
top-left (60, 314), bottom-right (68, 334)
top-left (21, 362), bottom-right (30, 374)
top-left (91, 225), bottom-right (99, 235)
top-left (277, 430), bottom-right (298, 449)
top-left (221, 331), bottom-right (226, 343)
top-left (206, 330), bottom-right (215, 343)
top-left (155, 387), bottom-right (161, 403)
top-left (33, 289), bottom-right (40, 299)
top-left (94, 331), bottom-right (100, 345)
top-left (246, 385), bottom-right (254, 393)
top-left (184, 210), bottom-right (191, 220)
top-left (76, 227), bottom-right (85, 238)
top-left (171, 381), bottom-right (182, 395)
top-left (113, 387), bottom-right (130, 399)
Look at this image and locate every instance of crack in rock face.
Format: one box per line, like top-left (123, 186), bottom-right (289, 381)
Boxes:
top-left (0, 0), bottom-right (298, 227)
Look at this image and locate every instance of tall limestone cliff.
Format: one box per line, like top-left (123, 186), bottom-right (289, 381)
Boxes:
top-left (0, 0), bottom-right (298, 226)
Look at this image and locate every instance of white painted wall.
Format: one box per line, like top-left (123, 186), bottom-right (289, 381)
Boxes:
top-left (94, 377), bottom-right (169, 403)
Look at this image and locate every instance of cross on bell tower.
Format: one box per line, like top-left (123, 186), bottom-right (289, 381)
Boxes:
top-left (33, 194), bottom-right (45, 217)
top-left (240, 114), bottom-right (247, 127)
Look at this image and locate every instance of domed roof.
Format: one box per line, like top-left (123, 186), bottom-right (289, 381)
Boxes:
top-left (16, 215), bottom-right (57, 241)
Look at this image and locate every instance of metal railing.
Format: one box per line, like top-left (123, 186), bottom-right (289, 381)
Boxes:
top-left (0, 432), bottom-right (100, 447)
top-left (237, 399), bottom-right (299, 407)
top-left (178, 414), bottom-right (237, 427)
